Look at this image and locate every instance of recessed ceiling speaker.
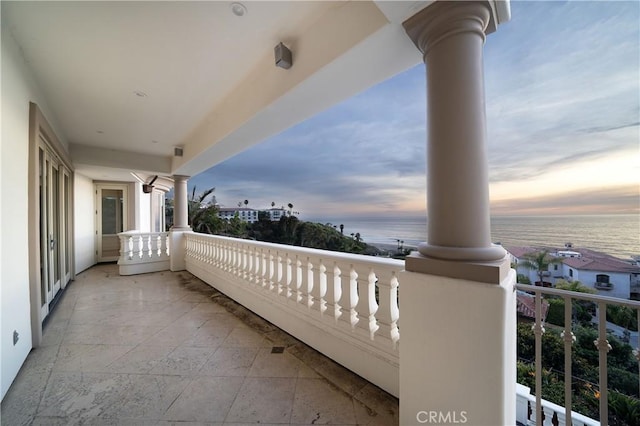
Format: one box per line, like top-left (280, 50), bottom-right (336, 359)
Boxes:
top-left (174, 146), bottom-right (183, 157)
top-left (275, 42), bottom-right (292, 69)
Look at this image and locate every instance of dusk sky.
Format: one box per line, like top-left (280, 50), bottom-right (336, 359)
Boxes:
top-left (190, 1), bottom-right (640, 219)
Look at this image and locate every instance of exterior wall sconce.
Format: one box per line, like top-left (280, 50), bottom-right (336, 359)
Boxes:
top-left (275, 42), bottom-right (292, 69)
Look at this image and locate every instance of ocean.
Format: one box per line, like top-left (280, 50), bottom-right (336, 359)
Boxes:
top-left (305, 215), bottom-right (640, 260)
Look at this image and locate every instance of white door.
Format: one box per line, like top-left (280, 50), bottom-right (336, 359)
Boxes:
top-left (39, 146), bottom-right (67, 320)
top-left (96, 185), bottom-right (127, 262)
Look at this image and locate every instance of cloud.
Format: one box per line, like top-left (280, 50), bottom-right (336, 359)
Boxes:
top-left (491, 184), bottom-right (639, 216)
top-left (190, 1), bottom-right (639, 218)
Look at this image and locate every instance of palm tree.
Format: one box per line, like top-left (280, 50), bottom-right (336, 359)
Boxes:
top-left (339, 224), bottom-right (344, 235)
top-left (271, 201), bottom-right (275, 208)
top-left (519, 250), bottom-right (562, 287)
top-left (244, 199), bottom-right (249, 207)
top-left (287, 203), bottom-right (293, 216)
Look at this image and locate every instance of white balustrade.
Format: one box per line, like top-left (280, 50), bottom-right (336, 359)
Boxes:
top-left (117, 231), bottom-right (170, 275)
top-left (184, 232), bottom-right (402, 396)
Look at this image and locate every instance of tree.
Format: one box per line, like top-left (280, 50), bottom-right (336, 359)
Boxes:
top-left (287, 203), bottom-right (294, 216)
top-left (244, 199), bottom-right (249, 207)
top-left (339, 224), bottom-right (344, 235)
top-left (555, 279), bottom-right (596, 294)
top-left (188, 187), bottom-right (221, 234)
top-left (519, 250), bottom-right (562, 286)
top-left (271, 201), bottom-right (275, 208)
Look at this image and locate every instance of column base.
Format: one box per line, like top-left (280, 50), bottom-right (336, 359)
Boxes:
top-left (399, 268), bottom-right (517, 425)
top-left (418, 242), bottom-right (506, 262)
top-left (406, 251), bottom-right (511, 284)
top-left (169, 229), bottom-right (190, 272)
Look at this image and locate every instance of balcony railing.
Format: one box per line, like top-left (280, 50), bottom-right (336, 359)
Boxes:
top-left (516, 283), bottom-right (640, 426)
top-left (184, 232), bottom-right (401, 396)
top-left (116, 232), bottom-right (639, 424)
top-left (117, 231), bottom-right (170, 275)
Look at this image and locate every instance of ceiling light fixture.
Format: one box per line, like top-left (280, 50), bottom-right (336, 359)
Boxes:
top-left (133, 90), bottom-right (147, 98)
top-left (230, 2), bottom-right (247, 17)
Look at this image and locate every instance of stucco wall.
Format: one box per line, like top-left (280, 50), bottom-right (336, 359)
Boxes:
top-left (74, 173), bottom-right (95, 273)
top-left (0, 25), bottom-right (66, 400)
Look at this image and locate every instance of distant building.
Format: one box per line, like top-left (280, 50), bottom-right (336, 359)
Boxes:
top-left (217, 207), bottom-right (288, 223)
top-left (507, 245), bottom-right (640, 300)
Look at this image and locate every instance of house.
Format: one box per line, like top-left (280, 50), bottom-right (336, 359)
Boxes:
top-left (507, 246), bottom-right (640, 300)
top-left (2, 1), bottom-right (517, 424)
top-left (217, 207), bottom-right (260, 223)
top-left (217, 207), bottom-right (288, 223)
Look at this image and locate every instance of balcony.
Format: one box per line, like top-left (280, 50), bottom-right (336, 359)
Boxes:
top-left (4, 231), bottom-right (638, 425)
top-left (594, 281), bottom-right (614, 291)
top-left (0, 262), bottom-right (399, 425)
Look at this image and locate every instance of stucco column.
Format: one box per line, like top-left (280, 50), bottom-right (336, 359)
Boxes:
top-left (170, 175), bottom-right (190, 271)
top-left (171, 175), bottom-right (190, 231)
top-left (404, 0), bottom-right (505, 264)
top-left (399, 3), bottom-right (516, 425)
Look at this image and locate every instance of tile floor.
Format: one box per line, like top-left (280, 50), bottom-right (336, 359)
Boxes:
top-left (1, 264), bottom-right (399, 425)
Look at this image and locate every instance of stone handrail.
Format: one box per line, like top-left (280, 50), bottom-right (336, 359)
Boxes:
top-left (117, 231), bottom-right (170, 275)
top-left (184, 232), bottom-right (401, 396)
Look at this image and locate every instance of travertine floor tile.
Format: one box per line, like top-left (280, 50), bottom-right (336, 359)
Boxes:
top-left (290, 378), bottom-right (357, 425)
top-left (54, 344), bottom-right (135, 372)
top-left (1, 264), bottom-right (398, 426)
top-left (199, 347), bottom-right (259, 377)
top-left (163, 376), bottom-right (244, 422)
top-left (225, 377), bottom-right (296, 424)
top-left (247, 347), bottom-right (302, 378)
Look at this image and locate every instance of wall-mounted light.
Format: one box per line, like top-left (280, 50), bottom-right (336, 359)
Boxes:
top-left (274, 42), bottom-right (292, 69)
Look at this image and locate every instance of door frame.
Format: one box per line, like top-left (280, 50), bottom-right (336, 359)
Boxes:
top-left (28, 103), bottom-right (75, 347)
top-left (95, 184), bottom-right (128, 262)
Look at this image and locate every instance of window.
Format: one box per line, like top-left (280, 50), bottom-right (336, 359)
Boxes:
top-left (569, 269), bottom-right (573, 277)
top-left (554, 264), bottom-right (558, 271)
top-left (596, 274), bottom-right (610, 284)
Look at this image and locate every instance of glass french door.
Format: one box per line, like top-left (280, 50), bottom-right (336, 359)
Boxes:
top-left (39, 145), bottom-right (70, 320)
top-left (96, 185), bottom-right (127, 262)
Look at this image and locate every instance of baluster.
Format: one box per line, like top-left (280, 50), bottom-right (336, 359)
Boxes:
top-left (298, 257), bottom-right (312, 309)
top-left (533, 290), bottom-right (545, 426)
top-left (275, 251), bottom-right (283, 295)
top-left (338, 263), bottom-right (358, 330)
top-left (354, 264), bottom-right (379, 340)
top-left (266, 249), bottom-right (275, 292)
top-left (261, 248), bottom-right (268, 290)
top-left (310, 258), bottom-right (326, 315)
top-left (376, 266), bottom-right (400, 349)
top-left (561, 295), bottom-right (575, 426)
top-left (132, 234), bottom-right (142, 259)
top-left (284, 253), bottom-right (293, 301)
top-left (252, 246), bottom-right (260, 287)
top-left (165, 233), bottom-right (170, 257)
top-left (291, 255), bottom-right (302, 304)
top-left (594, 302), bottom-right (611, 425)
top-left (541, 405), bottom-right (554, 426)
top-left (324, 261), bottom-right (342, 322)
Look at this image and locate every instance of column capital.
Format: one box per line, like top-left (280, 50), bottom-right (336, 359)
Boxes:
top-left (403, 1), bottom-right (492, 57)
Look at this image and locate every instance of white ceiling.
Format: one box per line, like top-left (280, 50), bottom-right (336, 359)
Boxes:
top-left (3, 1), bottom-right (339, 159)
top-left (4, 1), bottom-right (507, 182)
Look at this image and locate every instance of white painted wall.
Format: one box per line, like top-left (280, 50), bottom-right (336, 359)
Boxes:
top-left (74, 173), bottom-right (95, 273)
top-left (136, 182), bottom-right (151, 233)
top-left (0, 25), bottom-right (66, 400)
top-left (580, 270), bottom-right (630, 299)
